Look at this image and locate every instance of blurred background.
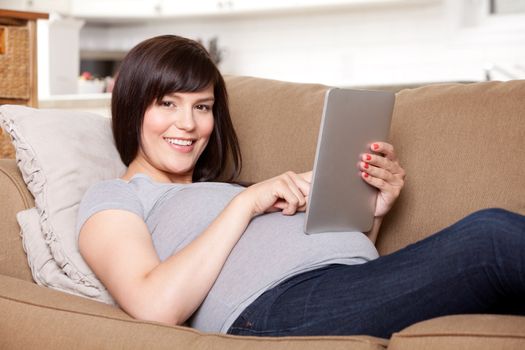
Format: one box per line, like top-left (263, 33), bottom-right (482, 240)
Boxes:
top-left (1, 0), bottom-right (524, 106)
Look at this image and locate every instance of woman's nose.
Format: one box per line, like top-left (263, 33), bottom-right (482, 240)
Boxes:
top-left (173, 108), bottom-right (196, 130)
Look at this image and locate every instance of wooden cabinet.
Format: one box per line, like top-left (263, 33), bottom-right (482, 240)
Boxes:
top-left (0, 9), bottom-right (48, 107)
top-left (0, 0), bottom-right (70, 14)
top-left (70, 0), bottom-right (159, 20)
top-left (0, 9), bottom-right (48, 158)
top-left (159, 0), bottom-right (220, 18)
top-left (160, 0), bottom-right (440, 17)
top-left (1, 0), bottom-right (439, 21)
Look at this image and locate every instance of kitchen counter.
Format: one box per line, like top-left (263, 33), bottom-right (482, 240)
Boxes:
top-left (39, 93), bottom-right (111, 117)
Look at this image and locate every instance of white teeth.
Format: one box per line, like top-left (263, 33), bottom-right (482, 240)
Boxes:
top-left (165, 138), bottom-right (193, 146)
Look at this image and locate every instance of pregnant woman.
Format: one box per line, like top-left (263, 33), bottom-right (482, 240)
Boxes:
top-left (77, 35), bottom-right (525, 338)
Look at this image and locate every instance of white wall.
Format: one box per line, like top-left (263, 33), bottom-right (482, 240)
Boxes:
top-left (78, 0), bottom-right (525, 87)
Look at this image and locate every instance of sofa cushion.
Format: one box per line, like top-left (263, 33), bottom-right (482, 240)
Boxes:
top-left (388, 314), bottom-right (525, 350)
top-left (0, 105), bottom-right (125, 303)
top-left (0, 274), bottom-right (388, 349)
top-left (377, 80), bottom-right (525, 255)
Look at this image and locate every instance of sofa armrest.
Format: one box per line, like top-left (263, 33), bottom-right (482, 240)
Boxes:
top-left (0, 159), bottom-right (34, 281)
top-left (0, 274), bottom-right (388, 350)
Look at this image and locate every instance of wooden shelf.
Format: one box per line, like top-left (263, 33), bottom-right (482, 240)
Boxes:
top-left (0, 9), bottom-right (49, 21)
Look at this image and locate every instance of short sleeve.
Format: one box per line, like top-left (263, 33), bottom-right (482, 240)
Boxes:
top-left (75, 180), bottom-right (144, 235)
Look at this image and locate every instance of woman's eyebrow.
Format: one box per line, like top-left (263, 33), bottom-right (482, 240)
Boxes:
top-left (195, 97), bottom-right (215, 103)
top-left (167, 94), bottom-right (215, 103)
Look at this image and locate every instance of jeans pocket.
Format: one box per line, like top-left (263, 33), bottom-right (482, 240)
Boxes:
top-left (227, 315), bottom-right (255, 335)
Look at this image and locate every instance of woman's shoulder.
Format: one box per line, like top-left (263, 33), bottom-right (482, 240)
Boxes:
top-left (82, 178), bottom-right (136, 201)
top-left (83, 173), bottom-right (163, 198)
top-left (76, 178), bottom-right (145, 235)
top-left (78, 177), bottom-right (149, 220)
top-left (78, 173), bottom-right (179, 219)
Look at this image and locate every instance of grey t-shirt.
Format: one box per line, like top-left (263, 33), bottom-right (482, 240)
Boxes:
top-left (76, 173), bottom-right (379, 333)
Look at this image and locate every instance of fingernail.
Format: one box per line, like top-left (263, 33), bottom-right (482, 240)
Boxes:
top-left (364, 172), bottom-right (369, 178)
top-left (373, 143), bottom-right (379, 150)
top-left (366, 154), bottom-right (372, 161)
top-left (363, 162), bottom-right (369, 169)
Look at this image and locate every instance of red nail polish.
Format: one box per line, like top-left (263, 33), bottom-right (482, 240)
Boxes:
top-left (366, 154), bottom-right (372, 161)
top-left (364, 163), bottom-right (369, 169)
top-left (364, 173), bottom-right (369, 178)
top-left (373, 143), bottom-right (379, 150)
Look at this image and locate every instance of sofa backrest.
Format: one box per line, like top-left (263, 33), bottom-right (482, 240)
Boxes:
top-left (225, 76), bottom-right (525, 255)
top-left (1, 76), bottom-right (523, 281)
top-left (224, 76), bottom-right (328, 181)
top-left (376, 80), bottom-right (525, 254)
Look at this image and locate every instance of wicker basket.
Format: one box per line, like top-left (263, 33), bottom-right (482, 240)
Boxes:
top-left (0, 25), bottom-right (30, 99)
top-left (0, 128), bottom-right (15, 159)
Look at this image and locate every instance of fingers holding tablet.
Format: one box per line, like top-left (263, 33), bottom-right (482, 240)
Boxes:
top-left (360, 142), bottom-right (406, 217)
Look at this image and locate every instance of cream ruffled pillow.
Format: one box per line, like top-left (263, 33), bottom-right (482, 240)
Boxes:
top-left (0, 105), bottom-right (126, 303)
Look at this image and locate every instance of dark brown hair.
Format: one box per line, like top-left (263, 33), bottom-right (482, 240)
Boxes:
top-left (111, 35), bottom-right (242, 183)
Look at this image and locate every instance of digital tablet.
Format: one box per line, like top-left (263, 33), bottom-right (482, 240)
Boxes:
top-left (304, 88), bottom-right (394, 234)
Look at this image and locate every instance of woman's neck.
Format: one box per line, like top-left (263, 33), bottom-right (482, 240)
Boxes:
top-left (121, 158), bottom-right (193, 184)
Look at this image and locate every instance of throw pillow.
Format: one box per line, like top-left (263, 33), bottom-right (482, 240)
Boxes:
top-left (17, 208), bottom-right (112, 299)
top-left (0, 105), bottom-right (125, 304)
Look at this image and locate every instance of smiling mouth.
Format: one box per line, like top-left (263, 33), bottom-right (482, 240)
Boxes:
top-left (163, 137), bottom-right (195, 146)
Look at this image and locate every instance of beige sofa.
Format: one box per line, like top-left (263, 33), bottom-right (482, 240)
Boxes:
top-left (1, 76), bottom-right (524, 349)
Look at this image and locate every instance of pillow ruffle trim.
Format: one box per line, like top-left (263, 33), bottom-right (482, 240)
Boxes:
top-left (1, 112), bottom-right (115, 305)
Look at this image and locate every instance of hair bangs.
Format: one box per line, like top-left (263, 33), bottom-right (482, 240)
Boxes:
top-left (152, 53), bottom-right (219, 104)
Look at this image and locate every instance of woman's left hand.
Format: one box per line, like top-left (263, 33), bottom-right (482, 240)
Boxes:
top-left (360, 142), bottom-right (405, 218)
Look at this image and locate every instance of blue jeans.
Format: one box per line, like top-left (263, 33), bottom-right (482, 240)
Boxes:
top-left (227, 208), bottom-right (525, 338)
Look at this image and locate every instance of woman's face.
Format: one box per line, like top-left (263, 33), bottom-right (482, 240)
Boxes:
top-left (135, 85), bottom-right (215, 183)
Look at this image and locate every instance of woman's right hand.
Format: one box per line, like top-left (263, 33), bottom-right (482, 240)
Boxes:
top-left (240, 171), bottom-right (311, 218)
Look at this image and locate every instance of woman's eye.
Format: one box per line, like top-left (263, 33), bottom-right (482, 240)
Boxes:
top-left (160, 101), bottom-right (175, 108)
top-left (196, 104), bottom-right (212, 112)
